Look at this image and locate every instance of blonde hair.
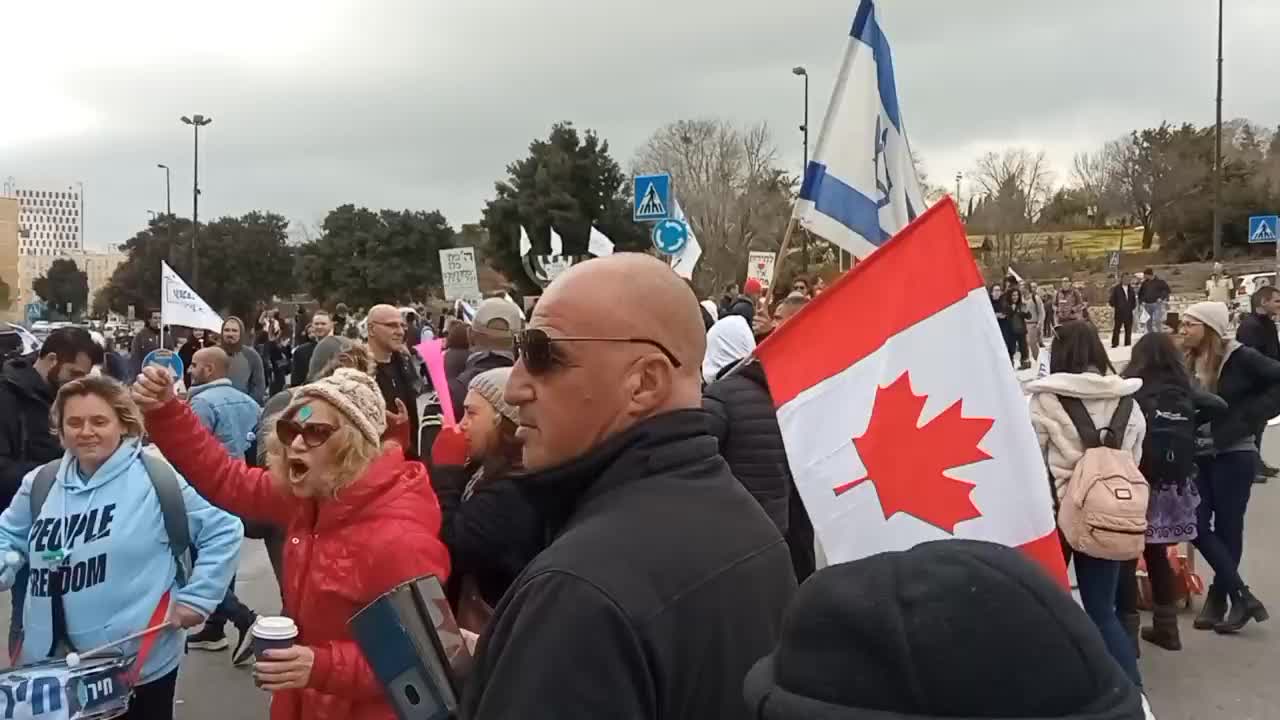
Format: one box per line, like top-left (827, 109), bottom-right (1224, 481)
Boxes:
top-left (315, 341), bottom-right (374, 380)
top-left (51, 376), bottom-right (145, 438)
top-left (263, 397), bottom-right (382, 498)
top-left (1186, 325), bottom-right (1227, 392)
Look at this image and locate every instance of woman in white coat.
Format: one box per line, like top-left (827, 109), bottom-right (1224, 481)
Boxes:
top-left (1026, 321), bottom-right (1146, 687)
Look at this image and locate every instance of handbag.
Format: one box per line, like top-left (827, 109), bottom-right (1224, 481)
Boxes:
top-left (1145, 477), bottom-right (1200, 544)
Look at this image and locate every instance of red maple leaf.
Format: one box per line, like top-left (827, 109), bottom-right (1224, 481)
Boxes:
top-left (833, 372), bottom-right (994, 534)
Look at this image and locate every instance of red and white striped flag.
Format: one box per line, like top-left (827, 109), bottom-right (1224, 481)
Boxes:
top-left (758, 197), bottom-right (1068, 585)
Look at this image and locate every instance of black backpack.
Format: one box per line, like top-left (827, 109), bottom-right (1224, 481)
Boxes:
top-left (1138, 385), bottom-right (1197, 487)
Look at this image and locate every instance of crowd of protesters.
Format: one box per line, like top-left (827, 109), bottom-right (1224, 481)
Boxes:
top-left (5, 254), bottom-right (1280, 719)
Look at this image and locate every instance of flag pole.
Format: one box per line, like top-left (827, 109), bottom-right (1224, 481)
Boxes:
top-left (770, 216), bottom-right (800, 293)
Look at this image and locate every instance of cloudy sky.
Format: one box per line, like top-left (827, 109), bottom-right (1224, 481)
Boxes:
top-left (3, 0), bottom-right (1277, 251)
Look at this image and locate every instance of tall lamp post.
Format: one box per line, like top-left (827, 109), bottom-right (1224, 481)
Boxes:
top-left (792, 66), bottom-right (810, 274)
top-left (156, 164), bottom-right (171, 216)
top-left (1212, 0), bottom-right (1224, 260)
top-left (181, 114), bottom-right (212, 291)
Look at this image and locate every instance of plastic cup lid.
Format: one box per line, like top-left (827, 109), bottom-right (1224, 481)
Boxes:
top-left (252, 616), bottom-right (298, 640)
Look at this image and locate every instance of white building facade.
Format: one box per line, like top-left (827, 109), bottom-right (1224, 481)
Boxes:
top-left (10, 182), bottom-right (83, 255)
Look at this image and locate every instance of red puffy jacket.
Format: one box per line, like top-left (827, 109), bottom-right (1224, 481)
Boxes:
top-left (145, 399), bottom-right (451, 720)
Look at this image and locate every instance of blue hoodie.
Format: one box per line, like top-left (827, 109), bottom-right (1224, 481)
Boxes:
top-left (0, 438), bottom-right (242, 684)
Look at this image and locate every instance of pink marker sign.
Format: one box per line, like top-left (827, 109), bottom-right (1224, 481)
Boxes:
top-left (417, 338), bottom-right (456, 427)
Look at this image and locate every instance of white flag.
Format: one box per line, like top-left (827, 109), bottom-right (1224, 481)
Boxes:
top-left (549, 226), bottom-right (564, 257)
top-left (669, 198), bottom-right (702, 280)
top-left (588, 226), bottom-right (615, 258)
top-left (161, 261), bottom-right (222, 332)
top-left (793, 0), bottom-right (926, 259)
top-left (519, 226), bottom-right (532, 257)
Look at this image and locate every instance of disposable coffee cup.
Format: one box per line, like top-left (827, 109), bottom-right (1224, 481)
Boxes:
top-left (251, 616), bottom-right (298, 662)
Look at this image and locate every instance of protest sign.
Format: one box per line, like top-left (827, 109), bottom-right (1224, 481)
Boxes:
top-left (747, 252), bottom-right (776, 291)
top-left (439, 248), bottom-right (482, 304)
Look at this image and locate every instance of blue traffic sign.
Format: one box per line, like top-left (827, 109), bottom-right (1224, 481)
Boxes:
top-left (633, 173), bottom-right (672, 222)
top-left (651, 218), bottom-right (689, 256)
top-left (1249, 215), bottom-right (1279, 244)
top-left (143, 348), bottom-right (184, 382)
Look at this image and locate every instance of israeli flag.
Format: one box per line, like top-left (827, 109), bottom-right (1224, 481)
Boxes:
top-left (795, 0), bottom-right (925, 259)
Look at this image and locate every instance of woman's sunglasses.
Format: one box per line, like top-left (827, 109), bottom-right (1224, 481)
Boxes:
top-left (513, 328), bottom-right (682, 375)
top-left (276, 419), bottom-right (339, 449)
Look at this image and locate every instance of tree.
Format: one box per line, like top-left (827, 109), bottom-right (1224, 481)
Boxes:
top-left (33, 259), bottom-right (89, 318)
top-left (1071, 146), bottom-right (1126, 226)
top-left (100, 212), bottom-right (298, 321)
top-left (298, 205), bottom-right (455, 308)
top-left (967, 148), bottom-right (1053, 266)
top-left (1109, 123), bottom-right (1215, 249)
top-left (633, 119), bottom-right (793, 295)
top-left (480, 122), bottom-right (648, 293)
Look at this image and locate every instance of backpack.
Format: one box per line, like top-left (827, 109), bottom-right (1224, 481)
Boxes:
top-left (1138, 385), bottom-right (1197, 488)
top-left (1056, 396), bottom-right (1149, 561)
top-left (30, 451), bottom-right (191, 585)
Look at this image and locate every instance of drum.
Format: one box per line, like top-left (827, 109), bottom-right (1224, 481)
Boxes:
top-left (349, 574), bottom-right (469, 720)
top-left (0, 654), bottom-right (134, 720)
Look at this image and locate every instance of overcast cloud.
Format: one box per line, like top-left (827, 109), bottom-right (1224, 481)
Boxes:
top-left (3, 0), bottom-right (1277, 251)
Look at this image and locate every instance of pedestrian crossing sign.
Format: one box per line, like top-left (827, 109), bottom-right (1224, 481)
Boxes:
top-left (633, 173), bottom-right (671, 222)
top-left (1249, 215), bottom-right (1279, 244)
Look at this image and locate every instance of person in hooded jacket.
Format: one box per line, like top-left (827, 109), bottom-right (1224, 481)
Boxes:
top-left (1179, 301), bottom-right (1280, 634)
top-left (725, 278), bottom-right (762, 323)
top-left (705, 294), bottom-right (815, 582)
top-left (1236, 285), bottom-right (1280, 480)
top-left (743, 540), bottom-right (1147, 720)
top-left (429, 368), bottom-right (544, 631)
top-left (220, 316), bottom-right (266, 404)
top-left (702, 314), bottom-right (756, 386)
top-left (132, 366), bottom-right (451, 720)
top-left (0, 376), bottom-right (242, 720)
top-left (1026, 321), bottom-right (1145, 687)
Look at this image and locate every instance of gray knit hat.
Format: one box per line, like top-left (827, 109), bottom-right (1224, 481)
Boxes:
top-left (468, 367), bottom-right (518, 425)
top-left (285, 368), bottom-right (387, 446)
top-left (1183, 301), bottom-right (1231, 339)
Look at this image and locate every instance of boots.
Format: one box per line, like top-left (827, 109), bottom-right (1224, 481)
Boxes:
top-left (1194, 587), bottom-right (1228, 630)
top-left (1216, 587), bottom-right (1270, 634)
top-left (1120, 611), bottom-right (1141, 659)
top-left (1141, 605), bottom-right (1182, 651)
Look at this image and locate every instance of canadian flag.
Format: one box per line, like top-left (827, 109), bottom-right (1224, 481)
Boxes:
top-left (758, 197), bottom-right (1068, 586)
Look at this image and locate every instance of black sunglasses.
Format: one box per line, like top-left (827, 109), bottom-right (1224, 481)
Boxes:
top-left (276, 419), bottom-right (339, 449)
top-left (513, 328), bottom-right (682, 374)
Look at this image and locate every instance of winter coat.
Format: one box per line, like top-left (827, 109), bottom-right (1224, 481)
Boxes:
top-left (1054, 288), bottom-right (1087, 324)
top-left (1003, 298), bottom-right (1029, 336)
top-left (1108, 284), bottom-right (1138, 320)
top-left (1138, 277), bottom-right (1170, 305)
top-left (375, 351), bottom-right (424, 459)
top-left (1204, 341), bottom-right (1280, 452)
top-left (704, 360), bottom-right (816, 583)
top-left (429, 463), bottom-right (545, 610)
top-left (1026, 372), bottom-right (1146, 503)
top-left (291, 341), bottom-right (317, 388)
top-left (727, 295), bottom-right (756, 324)
top-left (225, 345), bottom-right (267, 404)
top-left (703, 316), bottom-right (756, 385)
top-left (130, 326), bottom-right (163, 376)
top-left (460, 410), bottom-right (797, 720)
top-left (0, 438), bottom-right (242, 684)
top-left (703, 361), bottom-right (790, 533)
top-left (1236, 312), bottom-right (1280, 362)
top-left (143, 399), bottom-right (452, 720)
top-left (1025, 292), bottom-right (1046, 326)
top-left (444, 347), bottom-right (470, 384)
top-left (189, 379), bottom-right (261, 458)
top-left (0, 359), bottom-right (59, 511)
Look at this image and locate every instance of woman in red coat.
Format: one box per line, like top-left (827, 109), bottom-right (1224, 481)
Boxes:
top-left (133, 366), bottom-right (451, 720)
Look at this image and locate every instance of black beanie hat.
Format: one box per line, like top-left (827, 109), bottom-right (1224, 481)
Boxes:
top-left (743, 540), bottom-right (1144, 720)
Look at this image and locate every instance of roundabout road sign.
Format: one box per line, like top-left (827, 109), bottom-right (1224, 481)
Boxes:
top-left (651, 218), bottom-right (689, 256)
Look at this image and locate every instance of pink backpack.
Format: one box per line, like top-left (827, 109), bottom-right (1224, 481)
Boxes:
top-left (1056, 396), bottom-right (1149, 561)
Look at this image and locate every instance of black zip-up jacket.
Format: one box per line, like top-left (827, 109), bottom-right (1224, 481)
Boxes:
top-left (460, 410), bottom-right (797, 720)
top-left (0, 359), bottom-right (59, 510)
top-left (1138, 277), bottom-right (1170, 305)
top-left (1209, 342), bottom-right (1280, 450)
top-left (1237, 312), bottom-right (1280, 362)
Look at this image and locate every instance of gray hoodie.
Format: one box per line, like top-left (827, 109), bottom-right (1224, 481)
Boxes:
top-left (226, 344), bottom-right (266, 404)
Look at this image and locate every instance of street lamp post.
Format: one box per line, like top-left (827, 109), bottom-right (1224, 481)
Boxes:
top-left (1212, 0), bottom-right (1224, 260)
top-left (181, 114), bottom-right (212, 291)
top-left (156, 164), bottom-right (171, 216)
top-left (793, 66), bottom-right (810, 274)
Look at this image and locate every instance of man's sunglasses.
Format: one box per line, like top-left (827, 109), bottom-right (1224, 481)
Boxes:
top-left (513, 328), bottom-right (682, 374)
top-left (276, 419), bottom-right (339, 449)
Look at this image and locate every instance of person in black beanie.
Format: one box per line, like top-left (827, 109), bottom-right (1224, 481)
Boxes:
top-left (744, 540), bottom-right (1147, 720)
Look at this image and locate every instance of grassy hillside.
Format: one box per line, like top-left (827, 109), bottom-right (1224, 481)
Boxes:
top-left (967, 228), bottom-right (1153, 258)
